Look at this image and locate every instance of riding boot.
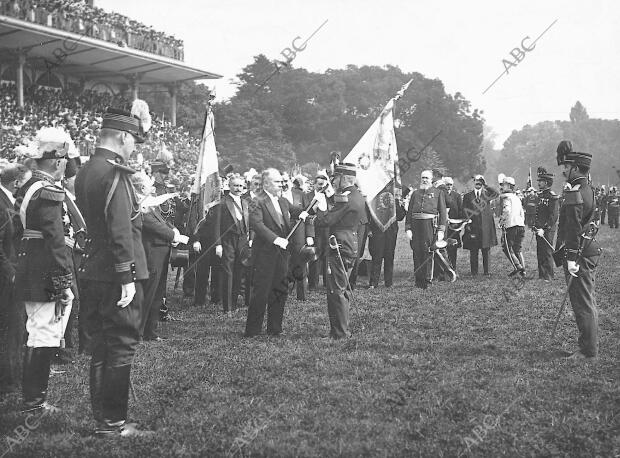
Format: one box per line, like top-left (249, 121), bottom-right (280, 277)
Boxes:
top-left (22, 347), bottom-right (53, 411)
top-left (102, 364), bottom-right (132, 425)
top-left (90, 359), bottom-right (105, 423)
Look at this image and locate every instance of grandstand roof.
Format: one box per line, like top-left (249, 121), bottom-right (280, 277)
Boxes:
top-left (0, 15), bottom-right (221, 85)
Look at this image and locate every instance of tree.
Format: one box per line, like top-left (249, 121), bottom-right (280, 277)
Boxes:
top-left (570, 101), bottom-right (589, 124)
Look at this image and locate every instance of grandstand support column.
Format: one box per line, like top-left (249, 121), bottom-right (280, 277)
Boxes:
top-left (17, 51), bottom-right (26, 108)
top-left (168, 83), bottom-right (178, 126)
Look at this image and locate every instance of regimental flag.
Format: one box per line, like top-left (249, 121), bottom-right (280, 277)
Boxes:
top-left (187, 106), bottom-right (220, 235)
top-left (344, 79), bottom-right (412, 232)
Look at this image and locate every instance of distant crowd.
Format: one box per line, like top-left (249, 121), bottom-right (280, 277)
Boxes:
top-left (1, 0), bottom-right (184, 60)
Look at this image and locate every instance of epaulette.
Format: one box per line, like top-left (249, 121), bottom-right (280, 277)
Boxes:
top-left (334, 191), bottom-right (350, 203)
top-left (38, 185), bottom-right (66, 202)
top-left (563, 188), bottom-right (583, 205)
top-left (106, 159), bottom-right (137, 174)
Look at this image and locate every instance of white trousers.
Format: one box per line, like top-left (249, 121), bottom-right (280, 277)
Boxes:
top-left (25, 301), bottom-right (73, 348)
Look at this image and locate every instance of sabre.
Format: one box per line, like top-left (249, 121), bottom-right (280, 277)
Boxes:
top-left (532, 226), bottom-right (554, 251)
top-left (328, 235), bottom-right (355, 306)
top-left (286, 196), bottom-right (318, 240)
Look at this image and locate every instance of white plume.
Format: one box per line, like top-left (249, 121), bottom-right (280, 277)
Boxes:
top-left (156, 143), bottom-right (174, 163)
top-left (131, 99), bottom-right (152, 133)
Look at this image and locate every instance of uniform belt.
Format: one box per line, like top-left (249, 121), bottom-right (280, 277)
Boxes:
top-left (23, 229), bottom-right (76, 248)
top-left (412, 212), bottom-right (436, 220)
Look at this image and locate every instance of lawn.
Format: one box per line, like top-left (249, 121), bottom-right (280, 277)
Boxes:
top-left (1, 224), bottom-right (618, 457)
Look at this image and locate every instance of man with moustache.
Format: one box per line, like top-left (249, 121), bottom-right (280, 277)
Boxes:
top-left (244, 168), bottom-right (304, 337)
top-left (442, 177), bottom-right (463, 271)
top-left (533, 167), bottom-right (559, 281)
top-left (405, 170), bottom-right (447, 289)
top-left (307, 172), bottom-right (329, 291)
top-left (554, 141), bottom-right (602, 359)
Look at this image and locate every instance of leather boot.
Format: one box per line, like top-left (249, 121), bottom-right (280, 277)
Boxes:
top-left (102, 364), bottom-right (131, 425)
top-left (22, 347), bottom-right (54, 412)
top-left (90, 359), bottom-right (105, 423)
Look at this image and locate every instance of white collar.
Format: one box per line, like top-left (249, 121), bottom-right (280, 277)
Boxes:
top-left (265, 190), bottom-right (279, 201)
top-left (0, 184), bottom-right (15, 205)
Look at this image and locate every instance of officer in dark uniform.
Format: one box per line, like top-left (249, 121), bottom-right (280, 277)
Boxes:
top-left (442, 177), bottom-right (462, 270)
top-left (554, 141), bottom-right (602, 359)
top-left (311, 163), bottom-right (364, 339)
top-left (405, 170), bottom-right (447, 289)
top-left (533, 167), bottom-right (559, 281)
top-left (14, 127), bottom-right (74, 412)
top-left (75, 107), bottom-right (152, 436)
top-left (607, 187), bottom-right (619, 228)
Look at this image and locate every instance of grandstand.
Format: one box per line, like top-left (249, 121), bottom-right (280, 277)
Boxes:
top-left (0, 1), bottom-right (220, 126)
top-left (0, 1), bottom-right (220, 189)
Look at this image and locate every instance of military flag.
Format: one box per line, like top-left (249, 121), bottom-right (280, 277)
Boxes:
top-left (343, 79), bottom-right (412, 231)
top-left (187, 105), bottom-right (220, 235)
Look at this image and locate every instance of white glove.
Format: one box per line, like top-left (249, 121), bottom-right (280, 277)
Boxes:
top-left (298, 210), bottom-right (309, 221)
top-left (248, 239), bottom-right (253, 248)
top-left (274, 237), bottom-right (289, 250)
top-left (406, 229), bottom-right (413, 241)
top-left (324, 182), bottom-right (335, 197)
top-left (314, 193), bottom-right (327, 212)
top-left (437, 231), bottom-right (444, 241)
top-left (60, 287), bottom-right (74, 307)
top-left (567, 260), bottom-right (579, 277)
top-left (536, 228), bottom-right (544, 237)
top-left (306, 237), bottom-right (314, 246)
top-left (193, 241), bottom-right (202, 253)
top-left (215, 245), bottom-right (223, 258)
top-left (117, 282), bottom-right (136, 308)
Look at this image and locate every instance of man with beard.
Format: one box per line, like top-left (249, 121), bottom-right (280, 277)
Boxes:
top-left (442, 177), bottom-right (463, 271)
top-left (405, 170), bottom-right (447, 289)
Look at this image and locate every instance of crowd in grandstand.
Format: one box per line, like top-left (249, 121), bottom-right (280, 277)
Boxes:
top-left (0, 0), bottom-right (184, 60)
top-left (0, 82), bottom-right (198, 190)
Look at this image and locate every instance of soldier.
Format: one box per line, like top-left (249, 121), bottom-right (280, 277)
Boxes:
top-left (75, 105), bottom-right (152, 436)
top-left (598, 185), bottom-right (607, 225)
top-left (523, 187), bottom-right (538, 228)
top-left (498, 176), bottom-right (526, 277)
top-left (554, 141), bottom-right (602, 359)
top-left (311, 163), bottom-right (364, 338)
top-left (287, 175), bottom-right (314, 300)
top-left (307, 172), bottom-right (329, 291)
top-left (607, 187), bottom-right (619, 229)
top-left (13, 127), bottom-right (74, 412)
top-left (405, 170), bottom-right (447, 289)
top-left (533, 167), bottom-right (559, 281)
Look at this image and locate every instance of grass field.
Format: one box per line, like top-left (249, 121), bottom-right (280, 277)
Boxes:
top-left (1, 223), bottom-right (619, 457)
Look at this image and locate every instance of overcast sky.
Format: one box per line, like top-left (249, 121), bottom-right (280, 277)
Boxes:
top-left (99, 0), bottom-right (620, 147)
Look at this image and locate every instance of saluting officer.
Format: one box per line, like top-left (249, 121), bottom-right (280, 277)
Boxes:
top-left (405, 170), bottom-right (447, 289)
top-left (554, 141), bottom-right (602, 359)
top-left (311, 163), bottom-right (365, 339)
top-left (14, 127), bottom-right (74, 412)
top-left (75, 105), bottom-right (152, 436)
top-left (533, 167), bottom-right (559, 281)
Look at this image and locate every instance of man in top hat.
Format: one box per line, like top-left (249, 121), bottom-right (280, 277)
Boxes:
top-left (498, 175), bottom-right (526, 277)
top-left (75, 103), bottom-right (153, 435)
top-left (554, 141), bottom-right (602, 359)
top-left (405, 170), bottom-right (447, 289)
top-left (310, 163), bottom-right (365, 338)
top-left (462, 175), bottom-right (500, 276)
top-left (12, 127), bottom-right (74, 412)
top-left (533, 167), bottom-right (559, 281)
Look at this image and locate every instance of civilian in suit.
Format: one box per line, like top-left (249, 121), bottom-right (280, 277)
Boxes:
top-left (245, 169), bottom-right (302, 337)
top-left (443, 177), bottom-right (463, 270)
top-left (132, 173), bottom-right (182, 341)
top-left (461, 175), bottom-right (500, 276)
top-left (191, 204), bottom-right (221, 307)
top-left (0, 163), bottom-right (29, 390)
top-left (216, 175), bottom-right (250, 314)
